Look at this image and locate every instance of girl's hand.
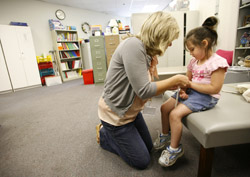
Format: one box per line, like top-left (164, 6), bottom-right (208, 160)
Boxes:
top-left (179, 89), bottom-right (189, 99)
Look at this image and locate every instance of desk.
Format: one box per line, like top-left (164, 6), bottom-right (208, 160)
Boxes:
top-left (157, 66), bottom-right (187, 80)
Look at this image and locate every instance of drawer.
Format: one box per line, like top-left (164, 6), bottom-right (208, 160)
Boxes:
top-left (94, 76), bottom-right (105, 83)
top-left (91, 49), bottom-right (106, 61)
top-left (93, 70), bottom-right (106, 83)
top-left (105, 35), bottom-right (119, 48)
top-left (89, 36), bottom-right (104, 49)
top-left (93, 60), bottom-right (106, 69)
top-left (106, 48), bottom-right (116, 59)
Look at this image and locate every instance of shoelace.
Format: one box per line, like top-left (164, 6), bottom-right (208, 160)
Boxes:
top-left (161, 149), bottom-right (172, 160)
top-left (155, 130), bottom-right (170, 146)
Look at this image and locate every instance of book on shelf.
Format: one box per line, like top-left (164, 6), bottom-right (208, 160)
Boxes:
top-left (66, 71), bottom-right (78, 78)
top-left (61, 62), bottom-right (68, 70)
top-left (75, 50), bottom-right (80, 56)
top-left (72, 43), bottom-right (79, 49)
top-left (62, 71), bottom-right (67, 78)
top-left (74, 60), bottom-right (81, 68)
top-left (60, 51), bottom-right (80, 59)
top-left (78, 68), bottom-right (82, 76)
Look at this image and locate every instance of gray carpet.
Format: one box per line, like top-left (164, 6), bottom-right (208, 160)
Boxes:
top-left (0, 79), bottom-right (249, 177)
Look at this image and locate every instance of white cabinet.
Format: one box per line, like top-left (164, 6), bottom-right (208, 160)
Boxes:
top-left (131, 11), bottom-right (199, 67)
top-left (0, 41), bottom-right (12, 92)
top-left (0, 25), bottom-right (41, 92)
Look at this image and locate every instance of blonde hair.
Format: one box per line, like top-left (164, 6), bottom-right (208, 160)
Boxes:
top-left (137, 11), bottom-right (180, 57)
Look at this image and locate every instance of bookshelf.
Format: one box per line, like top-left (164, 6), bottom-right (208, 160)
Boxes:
top-left (51, 29), bottom-right (83, 82)
top-left (233, 0), bottom-right (250, 66)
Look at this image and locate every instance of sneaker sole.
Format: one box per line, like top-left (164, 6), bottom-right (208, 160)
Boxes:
top-left (158, 149), bottom-right (184, 167)
top-left (96, 123), bottom-right (102, 144)
top-left (154, 141), bottom-right (171, 151)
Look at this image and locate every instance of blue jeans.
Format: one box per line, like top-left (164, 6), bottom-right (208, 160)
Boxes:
top-left (172, 88), bottom-right (219, 112)
top-left (100, 112), bottom-right (153, 169)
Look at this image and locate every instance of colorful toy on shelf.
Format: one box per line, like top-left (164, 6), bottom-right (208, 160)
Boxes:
top-left (244, 55), bottom-right (250, 67)
top-left (240, 31), bottom-right (250, 47)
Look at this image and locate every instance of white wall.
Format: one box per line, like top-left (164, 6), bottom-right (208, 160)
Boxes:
top-left (190, 0), bottom-right (238, 51)
top-left (0, 0), bottom-right (128, 56)
top-left (0, 0), bottom-right (239, 60)
top-left (198, 0), bottom-right (217, 24)
top-left (217, 0), bottom-right (239, 50)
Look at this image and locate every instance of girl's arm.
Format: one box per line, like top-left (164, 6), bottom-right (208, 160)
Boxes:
top-left (186, 70), bottom-right (192, 81)
top-left (190, 68), bottom-right (226, 94)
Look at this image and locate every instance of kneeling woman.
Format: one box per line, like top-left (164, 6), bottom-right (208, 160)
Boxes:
top-left (96, 11), bottom-right (189, 169)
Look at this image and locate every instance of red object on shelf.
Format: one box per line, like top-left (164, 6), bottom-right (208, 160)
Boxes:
top-left (82, 69), bottom-right (94, 85)
top-left (38, 62), bottom-right (53, 70)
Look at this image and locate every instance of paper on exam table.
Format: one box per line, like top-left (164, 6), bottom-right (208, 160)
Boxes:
top-left (242, 89), bottom-right (250, 103)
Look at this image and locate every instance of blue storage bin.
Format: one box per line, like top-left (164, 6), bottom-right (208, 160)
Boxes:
top-left (9, 22), bottom-right (28, 26)
top-left (39, 68), bottom-right (55, 77)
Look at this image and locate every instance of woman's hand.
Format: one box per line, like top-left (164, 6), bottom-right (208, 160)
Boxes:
top-left (155, 74), bottom-right (190, 96)
top-left (172, 74), bottom-right (190, 88)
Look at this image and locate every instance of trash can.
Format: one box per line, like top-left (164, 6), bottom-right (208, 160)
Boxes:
top-left (82, 69), bottom-right (94, 84)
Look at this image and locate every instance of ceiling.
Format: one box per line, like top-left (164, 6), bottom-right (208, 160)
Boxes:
top-left (40, 0), bottom-right (173, 17)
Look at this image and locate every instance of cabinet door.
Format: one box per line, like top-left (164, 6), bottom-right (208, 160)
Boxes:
top-left (0, 40), bottom-right (12, 92)
top-left (165, 11), bottom-right (184, 67)
top-left (0, 25), bottom-right (28, 89)
top-left (185, 11), bottom-right (199, 66)
top-left (16, 27), bottom-right (41, 86)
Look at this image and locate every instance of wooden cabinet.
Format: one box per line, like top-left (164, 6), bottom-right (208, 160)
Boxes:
top-left (51, 30), bottom-right (83, 82)
top-left (104, 35), bottom-right (120, 67)
top-left (233, 0), bottom-right (250, 66)
top-left (0, 25), bottom-right (41, 93)
top-left (89, 36), bottom-right (107, 83)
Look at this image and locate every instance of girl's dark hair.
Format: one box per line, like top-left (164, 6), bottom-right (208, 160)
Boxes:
top-left (184, 16), bottom-right (218, 53)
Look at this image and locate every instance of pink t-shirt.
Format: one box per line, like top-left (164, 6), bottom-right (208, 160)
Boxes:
top-left (187, 53), bottom-right (229, 98)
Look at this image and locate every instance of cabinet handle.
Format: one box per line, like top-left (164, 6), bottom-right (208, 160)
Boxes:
top-left (94, 45), bottom-right (100, 47)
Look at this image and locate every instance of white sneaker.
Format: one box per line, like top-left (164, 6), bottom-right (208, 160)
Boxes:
top-left (153, 131), bottom-right (171, 150)
top-left (158, 144), bottom-right (184, 167)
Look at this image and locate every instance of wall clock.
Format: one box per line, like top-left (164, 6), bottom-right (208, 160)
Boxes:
top-left (55, 9), bottom-right (66, 20)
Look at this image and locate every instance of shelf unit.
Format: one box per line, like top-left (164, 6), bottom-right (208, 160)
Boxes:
top-left (51, 29), bottom-right (83, 82)
top-left (233, 1), bottom-right (250, 66)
